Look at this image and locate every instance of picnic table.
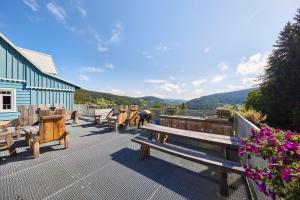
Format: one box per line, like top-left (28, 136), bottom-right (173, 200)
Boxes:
top-left (134, 124), bottom-right (243, 196)
top-left (140, 124), bottom-right (239, 151)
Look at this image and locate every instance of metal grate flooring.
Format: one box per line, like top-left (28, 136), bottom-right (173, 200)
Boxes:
top-left (0, 117), bottom-right (250, 200)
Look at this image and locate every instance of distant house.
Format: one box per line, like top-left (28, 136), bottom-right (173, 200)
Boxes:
top-left (0, 33), bottom-right (80, 120)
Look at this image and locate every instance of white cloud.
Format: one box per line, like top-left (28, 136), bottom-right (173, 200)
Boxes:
top-left (92, 21), bottom-right (124, 53)
top-left (79, 75), bottom-right (89, 81)
top-left (76, 4), bottom-right (87, 17)
top-left (47, 2), bottom-right (67, 22)
top-left (97, 44), bottom-right (108, 52)
top-left (194, 88), bottom-right (204, 95)
top-left (169, 76), bottom-right (176, 80)
top-left (23, 0), bottom-right (39, 11)
top-left (104, 64), bottom-right (114, 69)
top-left (226, 84), bottom-right (246, 91)
top-left (210, 75), bottom-right (225, 83)
top-left (242, 77), bottom-right (261, 87)
top-left (152, 93), bottom-right (165, 98)
top-left (218, 62), bottom-right (228, 71)
top-left (237, 52), bottom-right (268, 75)
top-left (144, 79), bottom-right (168, 84)
top-left (203, 47), bottom-right (210, 54)
top-left (159, 83), bottom-right (182, 94)
top-left (109, 22), bottom-right (124, 43)
top-left (155, 44), bottom-right (168, 52)
top-left (80, 67), bottom-right (103, 73)
top-left (142, 52), bottom-right (152, 59)
top-left (110, 88), bottom-right (125, 95)
top-left (192, 79), bottom-right (207, 87)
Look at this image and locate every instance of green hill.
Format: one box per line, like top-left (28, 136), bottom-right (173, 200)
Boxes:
top-left (74, 89), bottom-right (185, 107)
top-left (75, 88), bottom-right (255, 109)
top-left (186, 88), bottom-right (256, 110)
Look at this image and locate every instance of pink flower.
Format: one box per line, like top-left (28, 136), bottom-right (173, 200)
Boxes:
top-left (281, 168), bottom-right (293, 182)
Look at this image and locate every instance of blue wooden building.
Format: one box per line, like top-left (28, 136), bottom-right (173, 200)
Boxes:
top-left (0, 33), bottom-right (80, 120)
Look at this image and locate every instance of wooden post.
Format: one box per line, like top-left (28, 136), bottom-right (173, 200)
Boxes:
top-left (220, 146), bottom-right (229, 196)
top-left (32, 137), bottom-right (40, 158)
top-left (64, 131), bottom-right (70, 149)
top-left (220, 170), bottom-right (228, 196)
top-left (6, 136), bottom-right (17, 156)
top-left (139, 145), bottom-right (150, 160)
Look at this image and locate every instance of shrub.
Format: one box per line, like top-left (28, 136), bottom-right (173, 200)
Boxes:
top-left (216, 106), bottom-right (233, 118)
top-left (240, 109), bottom-right (266, 125)
top-left (239, 127), bottom-right (300, 199)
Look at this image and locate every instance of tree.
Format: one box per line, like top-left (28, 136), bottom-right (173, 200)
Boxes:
top-left (258, 9), bottom-right (300, 131)
top-left (180, 102), bottom-right (187, 109)
top-left (245, 90), bottom-right (263, 111)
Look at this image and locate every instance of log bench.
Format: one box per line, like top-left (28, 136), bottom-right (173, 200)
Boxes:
top-left (29, 129), bottom-right (70, 158)
top-left (131, 136), bottom-right (245, 197)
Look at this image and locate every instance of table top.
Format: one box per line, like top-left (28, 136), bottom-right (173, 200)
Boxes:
top-left (141, 124), bottom-right (239, 148)
top-left (157, 115), bottom-right (204, 120)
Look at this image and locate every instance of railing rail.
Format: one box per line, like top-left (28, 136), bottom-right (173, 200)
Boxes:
top-left (74, 104), bottom-right (216, 118)
top-left (234, 112), bottom-right (268, 200)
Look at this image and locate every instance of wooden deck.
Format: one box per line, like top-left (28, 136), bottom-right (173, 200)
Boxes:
top-left (0, 117), bottom-right (249, 200)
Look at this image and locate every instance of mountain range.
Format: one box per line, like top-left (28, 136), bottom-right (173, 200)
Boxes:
top-left (75, 88), bottom-right (256, 110)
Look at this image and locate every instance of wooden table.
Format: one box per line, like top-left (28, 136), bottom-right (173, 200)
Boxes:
top-left (141, 124), bottom-right (239, 148)
top-left (140, 124), bottom-right (241, 196)
top-left (140, 124), bottom-right (239, 161)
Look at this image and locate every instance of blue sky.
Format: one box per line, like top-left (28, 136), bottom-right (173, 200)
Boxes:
top-left (0, 0), bottom-right (299, 100)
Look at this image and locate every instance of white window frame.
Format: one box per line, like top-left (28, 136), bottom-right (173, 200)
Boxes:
top-left (0, 88), bottom-right (16, 113)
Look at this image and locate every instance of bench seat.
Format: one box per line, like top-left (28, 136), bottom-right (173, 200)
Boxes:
top-left (131, 136), bottom-right (245, 196)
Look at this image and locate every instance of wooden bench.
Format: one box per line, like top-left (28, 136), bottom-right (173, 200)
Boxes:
top-left (94, 108), bottom-right (113, 125)
top-left (131, 136), bottom-right (245, 196)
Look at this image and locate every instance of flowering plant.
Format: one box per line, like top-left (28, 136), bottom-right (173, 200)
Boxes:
top-left (239, 127), bottom-right (300, 199)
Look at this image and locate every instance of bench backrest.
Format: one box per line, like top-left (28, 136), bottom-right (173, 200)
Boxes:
top-left (94, 109), bottom-right (113, 119)
top-left (38, 110), bottom-right (65, 143)
top-left (128, 105), bottom-right (138, 121)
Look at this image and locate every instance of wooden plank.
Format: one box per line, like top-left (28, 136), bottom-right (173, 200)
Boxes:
top-left (28, 105), bottom-right (34, 126)
top-left (18, 105), bottom-right (25, 127)
top-left (131, 136), bottom-right (244, 174)
top-left (140, 124), bottom-right (239, 148)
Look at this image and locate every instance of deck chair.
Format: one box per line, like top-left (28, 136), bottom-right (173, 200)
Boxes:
top-left (126, 105), bottom-right (138, 127)
top-left (0, 119), bottom-right (20, 156)
top-left (29, 109), bottom-right (70, 158)
top-left (107, 105), bottom-right (128, 132)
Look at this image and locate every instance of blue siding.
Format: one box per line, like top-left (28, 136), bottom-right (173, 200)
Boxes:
top-left (0, 80), bottom-right (30, 120)
top-left (0, 36), bottom-right (78, 119)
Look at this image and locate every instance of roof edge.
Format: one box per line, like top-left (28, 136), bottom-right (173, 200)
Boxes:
top-left (0, 33), bottom-right (80, 89)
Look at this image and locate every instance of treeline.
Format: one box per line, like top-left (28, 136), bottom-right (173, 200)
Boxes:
top-left (245, 9), bottom-right (300, 131)
top-left (186, 88), bottom-right (256, 110)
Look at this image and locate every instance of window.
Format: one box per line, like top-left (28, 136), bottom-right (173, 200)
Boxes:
top-left (0, 89), bottom-right (16, 112)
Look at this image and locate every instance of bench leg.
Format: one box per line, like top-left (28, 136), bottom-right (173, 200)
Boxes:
top-left (139, 145), bottom-right (150, 160)
top-left (32, 140), bottom-right (40, 159)
top-left (64, 134), bottom-right (70, 149)
top-left (114, 123), bottom-right (118, 133)
top-left (6, 136), bottom-right (17, 156)
top-left (220, 170), bottom-right (228, 196)
top-left (25, 132), bottom-right (30, 144)
top-left (59, 138), bottom-right (64, 145)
